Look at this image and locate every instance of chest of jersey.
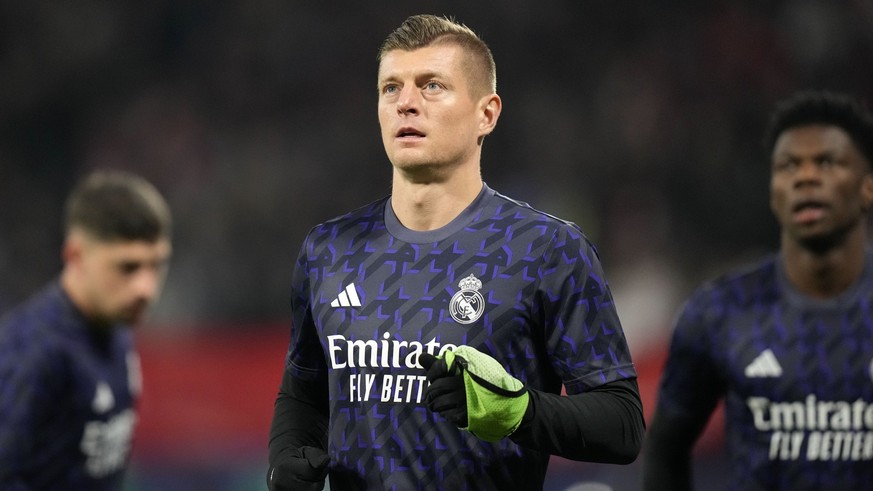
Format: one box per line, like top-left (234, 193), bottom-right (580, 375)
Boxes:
top-left (64, 337), bottom-right (140, 479)
top-left (309, 236), bottom-right (540, 371)
top-left (716, 298), bottom-right (873, 468)
top-left (719, 303), bottom-right (873, 401)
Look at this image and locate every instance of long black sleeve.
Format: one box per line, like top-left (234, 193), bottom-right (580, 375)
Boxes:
top-left (268, 368), bottom-right (330, 465)
top-left (509, 378), bottom-right (645, 464)
top-left (642, 406), bottom-right (713, 491)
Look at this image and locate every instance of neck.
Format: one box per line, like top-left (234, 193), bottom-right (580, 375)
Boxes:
top-left (60, 268), bottom-right (87, 314)
top-left (780, 226), bottom-right (868, 299)
top-left (390, 165), bottom-right (483, 231)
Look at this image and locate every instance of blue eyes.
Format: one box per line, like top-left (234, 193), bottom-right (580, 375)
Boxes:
top-left (381, 82), bottom-right (443, 95)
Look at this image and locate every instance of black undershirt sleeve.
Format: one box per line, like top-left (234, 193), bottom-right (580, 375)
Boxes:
top-left (509, 378), bottom-right (645, 464)
top-left (641, 404), bottom-right (715, 491)
top-left (268, 368), bottom-right (330, 466)
top-left (269, 370), bottom-right (644, 467)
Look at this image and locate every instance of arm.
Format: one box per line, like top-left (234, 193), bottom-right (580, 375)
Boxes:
top-left (0, 382), bottom-right (38, 490)
top-left (641, 293), bottom-right (724, 491)
top-left (267, 237), bottom-right (332, 490)
top-left (0, 369), bottom-right (36, 490)
top-left (525, 227), bottom-right (644, 463)
top-left (510, 378), bottom-right (644, 463)
top-left (267, 367), bottom-right (330, 491)
top-left (642, 405), bottom-right (712, 491)
top-left (0, 320), bottom-right (60, 491)
top-left (268, 367), bottom-right (329, 464)
top-left (422, 349), bottom-right (643, 463)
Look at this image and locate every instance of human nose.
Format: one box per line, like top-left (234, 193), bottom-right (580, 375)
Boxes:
top-left (396, 86), bottom-right (419, 115)
top-left (793, 160), bottom-right (822, 185)
top-left (132, 267), bottom-right (162, 301)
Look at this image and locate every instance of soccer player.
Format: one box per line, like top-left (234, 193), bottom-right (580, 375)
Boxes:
top-left (0, 170), bottom-right (172, 490)
top-left (267, 14), bottom-right (644, 491)
top-left (643, 91), bottom-right (873, 490)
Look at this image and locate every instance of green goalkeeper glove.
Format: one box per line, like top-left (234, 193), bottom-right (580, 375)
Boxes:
top-left (420, 345), bottom-right (529, 442)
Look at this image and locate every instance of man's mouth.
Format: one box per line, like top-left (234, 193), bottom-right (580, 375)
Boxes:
top-left (396, 128), bottom-right (425, 138)
top-left (791, 200), bottom-right (827, 223)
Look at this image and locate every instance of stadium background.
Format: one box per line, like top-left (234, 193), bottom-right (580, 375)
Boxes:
top-left (1, 1), bottom-right (872, 489)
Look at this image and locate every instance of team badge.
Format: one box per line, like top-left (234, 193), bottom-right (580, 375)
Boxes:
top-left (449, 274), bottom-right (485, 324)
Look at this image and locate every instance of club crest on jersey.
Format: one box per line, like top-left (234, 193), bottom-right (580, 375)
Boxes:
top-left (449, 274), bottom-right (485, 324)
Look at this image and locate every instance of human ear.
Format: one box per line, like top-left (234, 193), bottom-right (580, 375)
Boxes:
top-left (62, 231), bottom-right (88, 268)
top-left (478, 94), bottom-right (502, 138)
top-left (861, 173), bottom-right (873, 212)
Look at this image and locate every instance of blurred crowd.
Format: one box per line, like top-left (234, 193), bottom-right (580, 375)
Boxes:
top-left (2, 1), bottom-right (872, 354)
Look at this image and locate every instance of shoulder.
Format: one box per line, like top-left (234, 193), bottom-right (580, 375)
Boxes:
top-left (865, 249), bottom-right (873, 283)
top-left (1, 284), bottom-right (61, 335)
top-left (294, 197), bottom-right (390, 260)
top-left (0, 284), bottom-right (73, 366)
top-left (682, 255), bottom-right (779, 318)
top-left (491, 190), bottom-right (580, 228)
top-left (490, 190), bottom-right (589, 242)
top-left (305, 196), bottom-right (389, 241)
top-left (488, 191), bottom-right (610, 277)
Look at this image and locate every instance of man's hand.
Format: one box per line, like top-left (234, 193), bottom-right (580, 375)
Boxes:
top-left (267, 446), bottom-right (329, 491)
top-left (420, 350), bottom-right (467, 427)
top-left (420, 346), bottom-right (529, 442)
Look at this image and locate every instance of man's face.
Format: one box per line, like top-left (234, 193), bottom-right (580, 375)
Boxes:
top-left (68, 232), bottom-right (172, 325)
top-left (377, 43), bottom-right (496, 176)
top-left (770, 124), bottom-right (873, 249)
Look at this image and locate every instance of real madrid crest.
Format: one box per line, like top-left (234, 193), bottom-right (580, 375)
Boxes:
top-left (449, 274), bottom-right (485, 324)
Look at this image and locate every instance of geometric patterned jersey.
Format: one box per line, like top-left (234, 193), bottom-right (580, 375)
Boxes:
top-left (656, 252), bottom-right (873, 491)
top-left (285, 184), bottom-right (637, 490)
top-left (0, 281), bottom-right (139, 491)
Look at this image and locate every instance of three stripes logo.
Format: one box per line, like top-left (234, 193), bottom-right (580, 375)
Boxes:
top-left (331, 283), bottom-right (362, 307)
top-left (744, 349), bottom-right (783, 378)
top-left (92, 381), bottom-right (116, 414)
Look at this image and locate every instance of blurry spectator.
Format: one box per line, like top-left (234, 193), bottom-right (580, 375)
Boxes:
top-left (644, 91), bottom-right (873, 490)
top-left (0, 170), bottom-right (172, 489)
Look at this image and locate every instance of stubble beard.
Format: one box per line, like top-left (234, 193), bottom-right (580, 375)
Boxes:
top-left (792, 218), bottom-right (857, 255)
top-left (393, 154), bottom-right (460, 185)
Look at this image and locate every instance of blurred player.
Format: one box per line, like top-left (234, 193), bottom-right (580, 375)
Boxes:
top-left (643, 91), bottom-right (873, 490)
top-left (267, 14), bottom-right (644, 491)
top-left (0, 170), bottom-right (172, 490)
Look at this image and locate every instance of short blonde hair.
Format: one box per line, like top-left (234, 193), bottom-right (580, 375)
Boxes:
top-left (378, 14), bottom-right (497, 96)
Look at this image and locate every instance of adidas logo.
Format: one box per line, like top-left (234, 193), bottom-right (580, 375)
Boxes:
top-left (92, 381), bottom-right (115, 413)
top-left (330, 283), bottom-right (362, 307)
top-left (745, 349), bottom-right (783, 378)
